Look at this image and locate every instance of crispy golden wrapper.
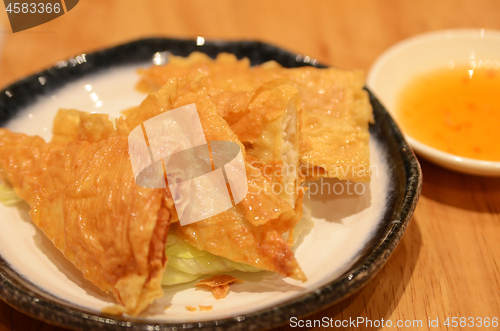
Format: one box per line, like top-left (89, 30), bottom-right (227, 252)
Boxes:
top-left (52, 108), bottom-right (117, 144)
top-left (210, 78), bottom-right (305, 245)
top-left (138, 52), bottom-right (372, 182)
top-left (212, 78), bottom-right (302, 207)
top-left (125, 77), bottom-right (306, 281)
top-left (0, 73), bottom-right (307, 315)
top-left (276, 67), bottom-right (372, 182)
top-left (0, 130), bottom-right (171, 316)
top-left (48, 76), bottom-right (306, 280)
top-left (136, 52), bottom-right (273, 94)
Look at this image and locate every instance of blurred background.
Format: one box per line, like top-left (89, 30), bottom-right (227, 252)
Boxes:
top-left (2, 0), bottom-right (500, 86)
top-left (1, 1), bottom-right (500, 330)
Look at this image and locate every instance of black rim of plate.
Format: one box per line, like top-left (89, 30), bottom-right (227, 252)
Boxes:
top-left (0, 38), bottom-right (422, 331)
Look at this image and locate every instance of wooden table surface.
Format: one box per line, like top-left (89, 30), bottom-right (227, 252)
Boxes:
top-left (1, 1), bottom-right (499, 330)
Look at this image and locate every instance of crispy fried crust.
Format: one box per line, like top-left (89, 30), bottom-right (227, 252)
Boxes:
top-left (282, 67), bottom-right (372, 182)
top-left (0, 129), bottom-right (170, 316)
top-left (125, 77), bottom-right (306, 281)
top-left (137, 52), bottom-right (372, 182)
top-left (0, 69), bottom-right (310, 316)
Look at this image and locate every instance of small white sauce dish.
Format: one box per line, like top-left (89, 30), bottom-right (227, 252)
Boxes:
top-left (367, 28), bottom-right (500, 176)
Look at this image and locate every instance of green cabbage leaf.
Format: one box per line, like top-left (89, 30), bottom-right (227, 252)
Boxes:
top-left (162, 233), bottom-right (260, 286)
top-left (0, 184), bottom-right (22, 206)
top-left (162, 199), bottom-right (313, 286)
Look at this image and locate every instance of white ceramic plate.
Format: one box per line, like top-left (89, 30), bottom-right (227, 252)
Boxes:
top-left (0, 38), bottom-right (421, 330)
top-left (367, 28), bottom-right (500, 176)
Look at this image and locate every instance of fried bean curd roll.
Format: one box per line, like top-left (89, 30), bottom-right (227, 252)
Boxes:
top-left (0, 75), bottom-right (307, 316)
top-left (137, 52), bottom-right (373, 182)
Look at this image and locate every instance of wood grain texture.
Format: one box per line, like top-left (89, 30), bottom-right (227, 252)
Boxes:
top-left (1, 1), bottom-right (499, 330)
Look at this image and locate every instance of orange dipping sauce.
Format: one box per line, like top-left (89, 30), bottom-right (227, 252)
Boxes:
top-left (396, 65), bottom-right (500, 161)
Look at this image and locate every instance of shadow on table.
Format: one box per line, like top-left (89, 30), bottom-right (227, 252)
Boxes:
top-left (419, 158), bottom-right (500, 213)
top-left (271, 214), bottom-right (423, 331)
